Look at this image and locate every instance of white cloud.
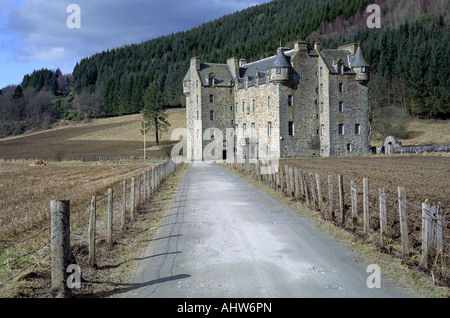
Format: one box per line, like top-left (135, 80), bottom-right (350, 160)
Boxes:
top-left (0, 0), bottom-right (271, 86)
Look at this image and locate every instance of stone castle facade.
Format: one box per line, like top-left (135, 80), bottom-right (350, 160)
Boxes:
top-left (183, 41), bottom-right (370, 161)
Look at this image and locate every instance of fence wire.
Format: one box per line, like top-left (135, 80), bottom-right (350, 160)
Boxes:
top-left (231, 160), bottom-right (449, 288)
top-left (0, 160), bottom-right (181, 298)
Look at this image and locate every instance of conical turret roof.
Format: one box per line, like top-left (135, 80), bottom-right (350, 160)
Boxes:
top-left (351, 46), bottom-right (370, 67)
top-left (273, 47), bottom-right (292, 68)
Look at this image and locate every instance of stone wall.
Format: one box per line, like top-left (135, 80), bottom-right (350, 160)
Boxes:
top-left (281, 48), bottom-right (320, 157)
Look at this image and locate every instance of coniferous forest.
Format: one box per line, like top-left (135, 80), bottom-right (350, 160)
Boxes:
top-left (0, 0), bottom-right (448, 138)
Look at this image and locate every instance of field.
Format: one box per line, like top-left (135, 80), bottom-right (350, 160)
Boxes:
top-left (0, 161), bottom-right (155, 241)
top-left (0, 108), bottom-right (187, 161)
top-left (283, 154), bottom-right (450, 278)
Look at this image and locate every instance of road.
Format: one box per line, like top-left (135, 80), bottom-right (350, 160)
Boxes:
top-left (127, 162), bottom-right (411, 298)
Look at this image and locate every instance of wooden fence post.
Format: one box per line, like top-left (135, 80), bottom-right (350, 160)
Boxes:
top-left (299, 169), bottom-right (304, 197)
top-left (435, 203), bottom-right (443, 266)
top-left (89, 196), bottom-right (96, 267)
top-left (379, 188), bottom-right (387, 246)
top-left (147, 169), bottom-right (151, 201)
top-left (303, 172), bottom-right (311, 206)
top-left (50, 200), bottom-right (71, 298)
top-left (294, 167), bottom-right (299, 200)
top-left (143, 171), bottom-right (147, 201)
top-left (122, 180), bottom-right (127, 233)
top-left (421, 199), bottom-right (431, 268)
top-left (338, 175), bottom-right (344, 224)
top-left (316, 173), bottom-right (323, 211)
top-left (289, 167), bottom-right (294, 197)
top-left (130, 178), bottom-right (135, 223)
top-left (309, 171), bottom-right (317, 209)
top-left (351, 180), bottom-right (357, 231)
top-left (328, 175), bottom-right (334, 220)
top-left (107, 188), bottom-right (113, 250)
top-left (398, 186), bottom-right (409, 256)
top-left (363, 177), bottom-right (369, 237)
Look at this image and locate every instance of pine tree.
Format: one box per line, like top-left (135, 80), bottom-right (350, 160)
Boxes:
top-left (12, 85), bottom-right (24, 100)
top-left (142, 82), bottom-right (170, 146)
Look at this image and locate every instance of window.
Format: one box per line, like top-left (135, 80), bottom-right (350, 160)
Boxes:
top-left (267, 122), bottom-right (272, 137)
top-left (355, 123), bottom-right (361, 135)
top-left (319, 67), bottom-right (322, 76)
top-left (196, 95), bottom-right (198, 105)
top-left (243, 123), bottom-right (247, 136)
top-left (346, 143), bottom-right (352, 152)
top-left (247, 106), bottom-right (250, 115)
top-left (242, 101), bottom-right (245, 112)
top-left (320, 84), bottom-right (323, 93)
top-left (196, 111), bottom-right (199, 120)
top-left (210, 110), bottom-right (214, 121)
top-left (276, 67), bottom-right (281, 74)
top-left (235, 102), bottom-right (238, 113)
top-left (338, 62), bottom-right (344, 74)
top-left (338, 123), bottom-right (344, 135)
top-left (361, 66), bottom-right (367, 73)
top-left (251, 123), bottom-right (256, 137)
top-left (288, 95), bottom-right (293, 107)
top-left (288, 121), bottom-right (294, 136)
top-left (321, 124), bottom-right (324, 136)
top-left (267, 96), bottom-right (270, 107)
top-left (339, 83), bottom-right (343, 93)
top-left (252, 99), bottom-right (255, 111)
top-left (339, 101), bottom-right (344, 112)
top-left (210, 94), bottom-right (214, 103)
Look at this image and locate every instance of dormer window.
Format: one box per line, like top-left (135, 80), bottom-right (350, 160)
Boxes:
top-left (208, 73), bottom-right (215, 87)
top-left (276, 67), bottom-right (281, 74)
top-left (338, 61), bottom-right (344, 74)
top-left (361, 66), bottom-right (367, 73)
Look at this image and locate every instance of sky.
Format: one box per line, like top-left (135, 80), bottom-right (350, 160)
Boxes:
top-left (0, 0), bottom-right (272, 89)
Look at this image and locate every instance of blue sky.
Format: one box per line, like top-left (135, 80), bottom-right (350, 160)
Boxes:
top-left (0, 0), bottom-right (272, 89)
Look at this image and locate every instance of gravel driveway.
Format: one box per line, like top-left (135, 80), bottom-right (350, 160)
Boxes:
top-left (128, 162), bottom-right (410, 298)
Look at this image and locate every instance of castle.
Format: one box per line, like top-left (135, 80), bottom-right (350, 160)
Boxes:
top-left (183, 41), bottom-right (370, 161)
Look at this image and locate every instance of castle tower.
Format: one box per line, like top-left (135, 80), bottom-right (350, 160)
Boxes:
top-left (269, 47), bottom-right (293, 84)
top-left (351, 46), bottom-right (370, 83)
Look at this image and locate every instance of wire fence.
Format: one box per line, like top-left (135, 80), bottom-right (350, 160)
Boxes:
top-left (0, 160), bottom-right (181, 298)
top-left (230, 160), bottom-right (449, 288)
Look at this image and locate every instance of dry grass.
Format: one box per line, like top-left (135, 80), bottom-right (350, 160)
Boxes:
top-left (0, 161), bottom-right (156, 240)
top-left (0, 108), bottom-right (187, 160)
top-left (371, 118), bottom-right (450, 147)
top-left (69, 108), bottom-right (186, 142)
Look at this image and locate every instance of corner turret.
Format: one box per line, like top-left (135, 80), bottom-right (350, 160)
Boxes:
top-left (351, 46), bottom-right (370, 82)
top-left (269, 47), bottom-right (293, 84)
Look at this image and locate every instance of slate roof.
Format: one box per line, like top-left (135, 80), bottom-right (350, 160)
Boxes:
top-left (184, 45), bottom-right (366, 89)
top-left (319, 49), bottom-right (356, 75)
top-left (350, 46), bottom-right (370, 67)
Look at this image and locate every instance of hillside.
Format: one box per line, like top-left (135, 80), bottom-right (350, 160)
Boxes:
top-left (0, 108), bottom-right (186, 160)
top-left (0, 0), bottom-right (448, 139)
